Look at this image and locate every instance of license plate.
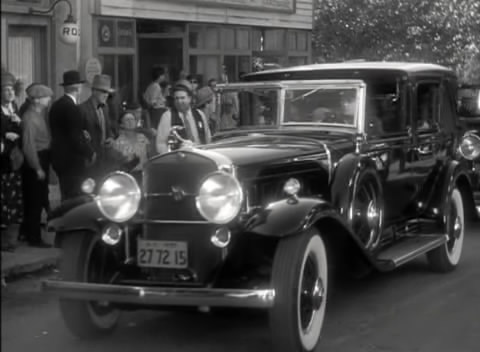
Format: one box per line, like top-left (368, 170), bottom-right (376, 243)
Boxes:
top-left (137, 240), bottom-right (188, 268)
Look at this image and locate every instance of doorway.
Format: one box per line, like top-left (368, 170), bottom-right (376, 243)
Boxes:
top-left (137, 37), bottom-right (183, 100)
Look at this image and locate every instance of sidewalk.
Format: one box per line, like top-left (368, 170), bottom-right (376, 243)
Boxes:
top-left (1, 231), bottom-right (60, 280)
top-left (1, 185), bottom-right (62, 281)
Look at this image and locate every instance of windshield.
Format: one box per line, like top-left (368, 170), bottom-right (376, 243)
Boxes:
top-left (216, 87), bottom-right (279, 131)
top-left (283, 87), bottom-right (358, 126)
top-left (215, 84), bottom-right (360, 132)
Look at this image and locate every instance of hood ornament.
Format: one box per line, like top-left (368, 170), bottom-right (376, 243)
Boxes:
top-left (170, 186), bottom-right (186, 201)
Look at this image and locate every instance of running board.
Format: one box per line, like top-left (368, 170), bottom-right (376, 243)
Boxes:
top-left (376, 234), bottom-right (447, 270)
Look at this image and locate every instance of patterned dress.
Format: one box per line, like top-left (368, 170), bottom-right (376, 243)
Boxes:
top-left (0, 105), bottom-right (24, 228)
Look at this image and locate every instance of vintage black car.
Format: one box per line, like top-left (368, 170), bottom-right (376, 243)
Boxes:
top-left (43, 62), bottom-right (477, 352)
top-left (458, 83), bottom-right (480, 214)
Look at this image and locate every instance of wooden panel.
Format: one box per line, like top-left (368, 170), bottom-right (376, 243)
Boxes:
top-left (100, 0), bottom-right (313, 29)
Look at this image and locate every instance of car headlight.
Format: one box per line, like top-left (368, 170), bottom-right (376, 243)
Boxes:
top-left (196, 172), bottom-right (243, 224)
top-left (459, 133), bottom-right (480, 160)
top-left (96, 172), bottom-right (141, 223)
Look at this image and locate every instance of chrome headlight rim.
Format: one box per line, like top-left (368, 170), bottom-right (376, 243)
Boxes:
top-left (95, 171), bottom-right (141, 223)
top-left (458, 132), bottom-right (480, 161)
top-left (195, 171), bottom-right (244, 224)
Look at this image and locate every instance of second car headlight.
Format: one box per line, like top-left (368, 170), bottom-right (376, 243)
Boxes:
top-left (96, 172), bottom-right (141, 223)
top-left (196, 172), bottom-right (243, 224)
top-left (459, 132), bottom-right (480, 160)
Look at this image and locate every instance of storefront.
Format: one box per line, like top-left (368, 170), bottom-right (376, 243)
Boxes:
top-left (93, 0), bottom-right (313, 105)
top-left (2, 0), bottom-right (313, 105)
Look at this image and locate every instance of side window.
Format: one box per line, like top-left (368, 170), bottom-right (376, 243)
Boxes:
top-left (415, 83), bottom-right (439, 130)
top-left (366, 83), bottom-right (403, 136)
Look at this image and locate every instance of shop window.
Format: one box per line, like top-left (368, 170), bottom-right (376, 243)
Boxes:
top-left (117, 21), bottom-right (134, 48)
top-left (100, 55), bottom-right (115, 84)
top-left (297, 32), bottom-right (307, 51)
top-left (252, 29), bottom-right (262, 51)
top-left (236, 28), bottom-right (249, 50)
top-left (288, 56), bottom-right (307, 67)
top-left (288, 31), bottom-right (296, 51)
top-left (224, 28), bottom-right (235, 50)
top-left (189, 25), bottom-right (203, 49)
top-left (190, 55), bottom-right (220, 83)
top-left (287, 30), bottom-right (308, 52)
top-left (99, 54), bottom-right (135, 110)
top-left (118, 55), bottom-right (134, 104)
top-left (264, 29), bottom-right (285, 51)
top-left (205, 27), bottom-right (220, 50)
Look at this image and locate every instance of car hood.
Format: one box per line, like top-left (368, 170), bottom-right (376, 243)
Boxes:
top-left (202, 131), bottom-right (353, 179)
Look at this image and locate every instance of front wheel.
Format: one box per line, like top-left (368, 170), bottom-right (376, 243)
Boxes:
top-left (427, 188), bottom-right (465, 272)
top-left (58, 231), bottom-right (120, 339)
top-left (270, 228), bottom-right (328, 352)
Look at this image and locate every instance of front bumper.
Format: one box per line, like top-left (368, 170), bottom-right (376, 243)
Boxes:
top-left (42, 280), bottom-right (275, 308)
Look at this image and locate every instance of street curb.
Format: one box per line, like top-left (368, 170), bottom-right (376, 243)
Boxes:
top-left (1, 248), bottom-right (61, 279)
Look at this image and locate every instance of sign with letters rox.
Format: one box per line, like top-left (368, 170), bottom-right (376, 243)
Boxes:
top-left (174, 0), bottom-right (296, 13)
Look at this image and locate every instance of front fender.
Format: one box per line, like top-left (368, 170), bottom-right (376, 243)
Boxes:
top-left (48, 196), bottom-right (104, 234)
top-left (244, 197), bottom-right (349, 237)
top-left (330, 153), bottom-right (380, 217)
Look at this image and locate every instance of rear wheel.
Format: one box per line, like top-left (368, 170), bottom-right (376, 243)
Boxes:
top-left (59, 231), bottom-right (120, 339)
top-left (270, 228), bottom-right (328, 352)
top-left (427, 188), bottom-right (464, 272)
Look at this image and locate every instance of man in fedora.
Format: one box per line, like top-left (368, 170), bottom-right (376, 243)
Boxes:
top-left (80, 74), bottom-right (122, 180)
top-left (49, 70), bottom-right (95, 200)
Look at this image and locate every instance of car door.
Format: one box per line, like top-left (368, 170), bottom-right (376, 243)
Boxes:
top-left (365, 80), bottom-right (413, 225)
top-left (407, 80), bottom-right (444, 217)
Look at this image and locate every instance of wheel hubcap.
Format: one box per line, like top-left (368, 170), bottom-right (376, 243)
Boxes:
top-left (367, 200), bottom-right (380, 228)
top-left (352, 182), bottom-right (382, 249)
top-left (300, 256), bottom-right (324, 331)
top-left (453, 216), bottom-right (462, 239)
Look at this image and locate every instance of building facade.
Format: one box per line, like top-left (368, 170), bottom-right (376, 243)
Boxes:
top-left (2, 0), bottom-right (313, 105)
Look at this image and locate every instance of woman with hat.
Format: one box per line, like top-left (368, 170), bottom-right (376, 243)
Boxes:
top-left (0, 72), bottom-right (24, 251)
top-left (21, 83), bottom-right (53, 247)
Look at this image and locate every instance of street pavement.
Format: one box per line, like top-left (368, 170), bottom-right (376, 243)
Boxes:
top-left (1, 223), bottom-right (479, 352)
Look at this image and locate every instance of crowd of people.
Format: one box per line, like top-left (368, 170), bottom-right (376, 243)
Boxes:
top-left (0, 65), bottom-right (235, 252)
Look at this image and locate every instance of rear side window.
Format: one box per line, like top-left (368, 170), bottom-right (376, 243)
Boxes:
top-left (366, 83), bottom-right (403, 135)
top-left (415, 83), bottom-right (439, 131)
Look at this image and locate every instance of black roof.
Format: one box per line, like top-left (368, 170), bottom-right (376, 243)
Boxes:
top-left (244, 62), bottom-right (456, 82)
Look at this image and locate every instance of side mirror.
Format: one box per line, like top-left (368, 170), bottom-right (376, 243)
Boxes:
top-left (458, 86), bottom-right (480, 118)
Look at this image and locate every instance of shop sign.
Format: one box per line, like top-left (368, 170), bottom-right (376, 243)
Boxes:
top-left (60, 21), bottom-right (79, 45)
top-left (85, 58), bottom-right (102, 84)
top-left (177, 0), bottom-right (295, 13)
top-left (117, 21), bottom-right (134, 48)
top-left (98, 19), bottom-right (115, 47)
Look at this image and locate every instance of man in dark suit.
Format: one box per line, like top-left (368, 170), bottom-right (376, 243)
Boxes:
top-left (49, 70), bottom-right (95, 200)
top-left (79, 74), bottom-right (124, 180)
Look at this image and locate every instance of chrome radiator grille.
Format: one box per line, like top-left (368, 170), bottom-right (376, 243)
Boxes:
top-left (143, 152), bottom-right (217, 221)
